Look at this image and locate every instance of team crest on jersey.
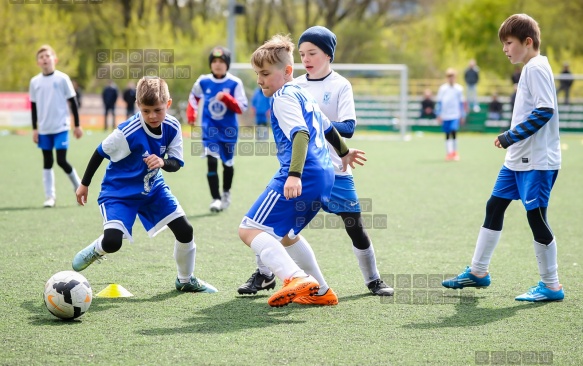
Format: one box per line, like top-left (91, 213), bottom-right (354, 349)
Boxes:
top-left (323, 92), bottom-right (331, 105)
top-left (160, 146), bottom-right (167, 155)
top-left (208, 97), bottom-right (227, 120)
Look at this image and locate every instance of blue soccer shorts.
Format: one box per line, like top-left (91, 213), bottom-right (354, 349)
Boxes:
top-left (321, 174), bottom-right (361, 214)
top-left (203, 140), bottom-right (236, 166)
top-left (492, 165), bottom-right (558, 210)
top-left (38, 131), bottom-right (69, 150)
top-left (442, 119), bottom-right (460, 133)
top-left (240, 186), bottom-right (329, 241)
top-left (98, 185), bottom-right (185, 242)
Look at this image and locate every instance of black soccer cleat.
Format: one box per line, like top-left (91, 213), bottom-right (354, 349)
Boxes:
top-left (367, 279), bottom-right (394, 296)
top-left (237, 269), bottom-right (277, 295)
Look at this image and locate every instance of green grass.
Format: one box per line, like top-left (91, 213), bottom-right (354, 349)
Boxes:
top-left (1, 130), bottom-right (582, 365)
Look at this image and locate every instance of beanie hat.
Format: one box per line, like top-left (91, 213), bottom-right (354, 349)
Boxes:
top-left (209, 46), bottom-right (231, 70)
top-left (298, 26), bottom-right (337, 62)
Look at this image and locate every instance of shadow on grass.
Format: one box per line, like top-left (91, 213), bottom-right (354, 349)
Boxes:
top-left (23, 298), bottom-right (126, 325)
top-left (401, 296), bottom-right (547, 329)
top-left (0, 206), bottom-right (51, 212)
top-left (139, 296), bottom-right (307, 335)
top-left (186, 213), bottom-right (218, 220)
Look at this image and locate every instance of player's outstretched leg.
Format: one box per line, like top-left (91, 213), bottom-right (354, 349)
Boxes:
top-left (442, 266), bottom-right (491, 289)
top-left (237, 268), bottom-right (276, 295)
top-left (72, 236), bottom-right (106, 271)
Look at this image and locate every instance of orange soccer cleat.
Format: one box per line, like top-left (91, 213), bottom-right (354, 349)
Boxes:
top-left (293, 288), bottom-right (339, 306)
top-left (267, 275), bottom-right (320, 307)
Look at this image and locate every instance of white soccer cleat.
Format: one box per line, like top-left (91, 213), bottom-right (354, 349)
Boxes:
top-left (220, 191), bottom-right (231, 210)
top-left (43, 197), bottom-right (56, 208)
top-left (209, 199), bottom-right (222, 213)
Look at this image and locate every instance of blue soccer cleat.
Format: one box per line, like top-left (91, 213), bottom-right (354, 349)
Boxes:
top-left (515, 281), bottom-right (564, 302)
top-left (442, 266), bottom-right (491, 289)
top-left (175, 276), bottom-right (218, 293)
top-left (72, 242), bottom-right (105, 272)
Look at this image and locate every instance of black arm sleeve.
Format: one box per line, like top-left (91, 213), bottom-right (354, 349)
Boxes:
top-left (324, 126), bottom-right (349, 157)
top-left (81, 149), bottom-right (105, 187)
top-left (68, 97), bottom-right (80, 127)
top-left (31, 102), bottom-right (37, 130)
top-left (161, 158), bottom-right (181, 172)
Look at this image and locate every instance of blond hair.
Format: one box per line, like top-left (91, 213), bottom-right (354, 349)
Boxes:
top-left (136, 77), bottom-right (170, 105)
top-left (498, 14), bottom-right (541, 51)
top-left (36, 45), bottom-right (56, 58)
top-left (251, 34), bottom-right (294, 69)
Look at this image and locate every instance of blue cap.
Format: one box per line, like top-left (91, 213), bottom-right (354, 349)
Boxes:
top-left (298, 26), bottom-right (337, 62)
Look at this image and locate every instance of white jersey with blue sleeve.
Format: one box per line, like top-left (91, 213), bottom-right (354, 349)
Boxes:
top-left (295, 71), bottom-right (356, 176)
top-left (268, 82), bottom-right (334, 193)
top-left (96, 113), bottom-right (184, 201)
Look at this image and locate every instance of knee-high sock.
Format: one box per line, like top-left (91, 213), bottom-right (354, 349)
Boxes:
top-left (255, 254), bottom-right (273, 277)
top-left (285, 235), bottom-right (329, 295)
top-left (68, 168), bottom-right (81, 191)
top-left (470, 227), bottom-right (502, 276)
top-left (250, 232), bottom-right (305, 281)
top-left (43, 169), bottom-right (55, 199)
top-left (174, 240), bottom-right (196, 282)
top-left (534, 239), bottom-right (559, 289)
top-left (353, 244), bottom-right (381, 285)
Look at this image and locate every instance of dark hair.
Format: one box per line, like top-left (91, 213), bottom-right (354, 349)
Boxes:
top-left (498, 14), bottom-right (541, 51)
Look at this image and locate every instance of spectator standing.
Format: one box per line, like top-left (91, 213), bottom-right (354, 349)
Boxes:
top-left (556, 63), bottom-right (573, 105)
top-left (123, 81), bottom-right (137, 118)
top-left (464, 59), bottom-right (480, 112)
top-left (102, 80), bottom-right (119, 131)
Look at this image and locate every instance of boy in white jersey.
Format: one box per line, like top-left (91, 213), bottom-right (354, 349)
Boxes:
top-left (436, 68), bottom-right (465, 161)
top-left (238, 26), bottom-right (394, 303)
top-left (239, 34), bottom-right (366, 307)
top-left (71, 77), bottom-right (217, 294)
top-left (187, 46), bottom-right (248, 213)
top-left (442, 14), bottom-right (564, 302)
top-left (29, 45), bottom-right (83, 208)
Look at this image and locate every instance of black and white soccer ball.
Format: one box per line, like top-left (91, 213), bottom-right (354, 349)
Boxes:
top-left (43, 271), bottom-right (92, 320)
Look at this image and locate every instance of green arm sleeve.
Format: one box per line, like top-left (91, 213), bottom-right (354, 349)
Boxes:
top-left (288, 130), bottom-right (309, 178)
top-left (325, 126), bottom-right (349, 157)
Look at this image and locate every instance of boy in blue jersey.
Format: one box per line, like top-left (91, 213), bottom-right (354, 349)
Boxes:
top-left (238, 26), bottom-right (394, 303)
top-left (239, 34), bottom-right (366, 307)
top-left (442, 14), bottom-right (564, 302)
top-left (71, 76), bottom-right (217, 294)
top-left (187, 46), bottom-right (248, 213)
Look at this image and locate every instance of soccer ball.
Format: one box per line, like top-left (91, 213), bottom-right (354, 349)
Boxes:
top-left (43, 271), bottom-right (92, 320)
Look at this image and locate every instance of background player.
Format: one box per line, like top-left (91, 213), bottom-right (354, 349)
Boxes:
top-left (436, 68), bottom-right (466, 161)
top-left (187, 46), bottom-right (248, 212)
top-left (29, 44), bottom-right (83, 207)
top-left (71, 76), bottom-right (217, 294)
top-left (442, 14), bottom-right (564, 302)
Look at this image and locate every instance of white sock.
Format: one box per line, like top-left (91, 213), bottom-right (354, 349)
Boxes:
top-left (174, 240), bottom-right (196, 282)
top-left (534, 239), bottom-right (560, 289)
top-left (353, 245), bottom-right (380, 285)
top-left (93, 235), bottom-right (106, 255)
top-left (453, 138), bottom-right (458, 152)
top-left (68, 168), bottom-right (81, 191)
top-left (255, 254), bottom-right (273, 277)
top-left (250, 232), bottom-right (305, 280)
top-left (470, 227), bottom-right (502, 276)
top-left (43, 169), bottom-right (55, 199)
top-left (285, 236), bottom-right (328, 295)
top-left (445, 140), bottom-right (452, 154)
